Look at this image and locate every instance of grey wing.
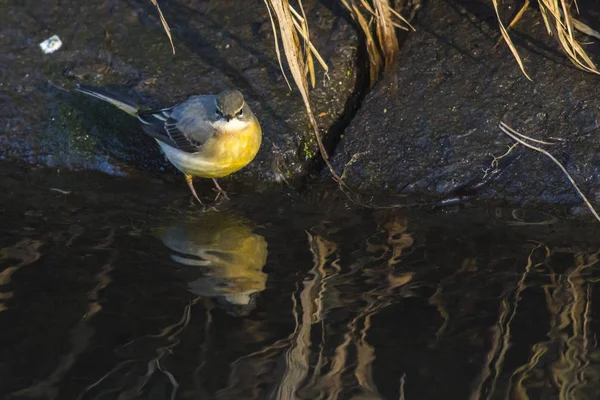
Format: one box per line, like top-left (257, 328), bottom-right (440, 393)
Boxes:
top-left (138, 96), bottom-right (217, 154)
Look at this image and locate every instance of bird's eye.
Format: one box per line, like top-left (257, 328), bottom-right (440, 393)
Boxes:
top-left (215, 109), bottom-right (223, 117)
top-left (236, 109), bottom-right (243, 117)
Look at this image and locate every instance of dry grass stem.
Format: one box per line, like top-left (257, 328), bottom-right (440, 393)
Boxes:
top-left (495, 0), bottom-right (600, 77)
top-left (499, 122), bottom-right (600, 222)
top-left (291, 3), bottom-right (316, 87)
top-left (494, 0), bottom-right (530, 48)
top-left (572, 18), bottom-right (600, 40)
top-left (150, 0), bottom-right (176, 54)
top-left (264, 0), bottom-right (345, 184)
top-left (342, 0), bottom-right (382, 84)
top-left (508, 0), bottom-right (530, 31)
top-left (289, 4), bottom-right (329, 86)
top-left (540, 1), bottom-right (597, 74)
top-left (340, 0), bottom-right (413, 85)
top-left (264, 0), bottom-right (293, 90)
top-left (492, 0), bottom-right (532, 80)
top-left (374, 0), bottom-right (399, 69)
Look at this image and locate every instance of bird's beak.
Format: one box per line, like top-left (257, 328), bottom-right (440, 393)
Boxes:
top-left (225, 115), bottom-right (233, 122)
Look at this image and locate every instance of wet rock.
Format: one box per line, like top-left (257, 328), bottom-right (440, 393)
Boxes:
top-left (0, 0), bottom-right (357, 186)
top-left (331, 0), bottom-right (600, 211)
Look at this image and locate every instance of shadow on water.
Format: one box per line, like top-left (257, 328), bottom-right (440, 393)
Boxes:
top-left (1, 163), bottom-right (600, 399)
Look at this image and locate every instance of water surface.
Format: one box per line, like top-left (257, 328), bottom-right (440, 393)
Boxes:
top-left (1, 164), bottom-right (600, 400)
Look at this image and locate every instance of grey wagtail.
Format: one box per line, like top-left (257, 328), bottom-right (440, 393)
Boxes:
top-left (74, 84), bottom-right (262, 203)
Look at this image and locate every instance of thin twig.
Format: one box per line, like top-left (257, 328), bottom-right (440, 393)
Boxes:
top-left (500, 123), bottom-right (558, 145)
top-left (491, 142), bottom-right (519, 168)
top-left (499, 122), bottom-right (600, 222)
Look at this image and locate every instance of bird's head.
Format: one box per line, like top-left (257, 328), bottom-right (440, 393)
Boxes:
top-left (212, 90), bottom-right (253, 132)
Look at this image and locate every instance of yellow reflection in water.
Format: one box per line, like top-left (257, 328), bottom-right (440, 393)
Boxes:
top-left (158, 212), bottom-right (268, 309)
top-left (74, 213), bottom-right (268, 400)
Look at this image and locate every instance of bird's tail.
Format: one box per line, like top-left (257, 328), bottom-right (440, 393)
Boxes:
top-left (74, 83), bottom-right (140, 117)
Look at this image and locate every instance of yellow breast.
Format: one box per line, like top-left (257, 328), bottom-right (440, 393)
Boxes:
top-left (201, 122), bottom-right (262, 178)
top-left (157, 118), bottom-right (262, 178)
top-left (158, 120), bottom-right (261, 179)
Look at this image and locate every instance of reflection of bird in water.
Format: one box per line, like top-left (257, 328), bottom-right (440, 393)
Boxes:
top-left (157, 212), bottom-right (268, 316)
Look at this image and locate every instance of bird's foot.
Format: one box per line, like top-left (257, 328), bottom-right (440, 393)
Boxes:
top-left (212, 178), bottom-right (230, 202)
top-left (213, 189), bottom-right (230, 202)
top-left (185, 174), bottom-right (204, 205)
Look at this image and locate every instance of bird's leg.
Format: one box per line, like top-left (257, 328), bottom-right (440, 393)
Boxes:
top-left (184, 174), bottom-right (203, 204)
top-left (212, 178), bottom-right (230, 201)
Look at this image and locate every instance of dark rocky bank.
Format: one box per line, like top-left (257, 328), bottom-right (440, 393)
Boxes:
top-left (1, 0), bottom-right (358, 188)
top-left (2, 0), bottom-right (600, 213)
top-left (330, 0), bottom-right (600, 213)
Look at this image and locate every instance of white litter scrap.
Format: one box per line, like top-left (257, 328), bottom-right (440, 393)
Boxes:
top-left (39, 35), bottom-right (62, 54)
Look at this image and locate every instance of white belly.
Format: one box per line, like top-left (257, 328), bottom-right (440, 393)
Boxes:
top-left (157, 141), bottom-right (213, 175)
top-left (156, 140), bottom-right (255, 178)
